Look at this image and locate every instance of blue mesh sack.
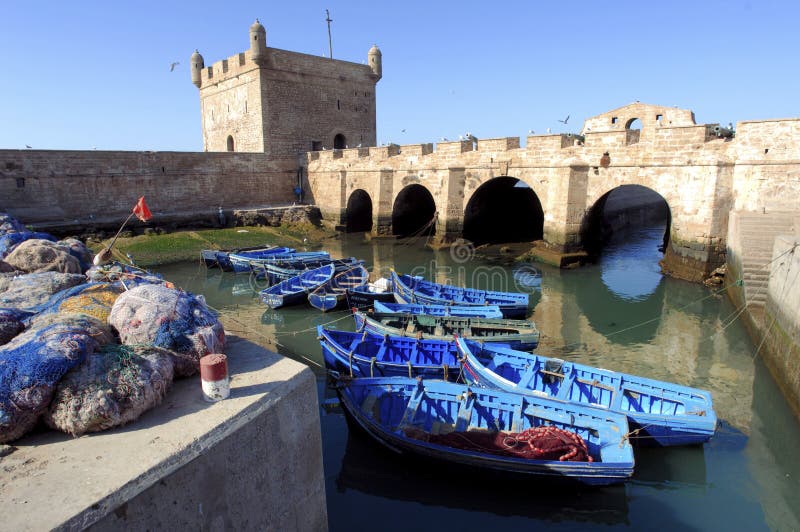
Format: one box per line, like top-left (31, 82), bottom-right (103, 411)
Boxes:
top-left (108, 284), bottom-right (225, 377)
top-left (45, 344), bottom-right (174, 436)
top-left (0, 232), bottom-right (57, 259)
top-left (0, 315), bottom-right (113, 443)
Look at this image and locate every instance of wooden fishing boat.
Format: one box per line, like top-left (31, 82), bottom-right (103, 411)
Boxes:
top-left (252, 257), bottom-right (362, 284)
top-left (391, 271), bottom-right (529, 318)
top-left (373, 301), bottom-right (504, 319)
top-left (353, 309), bottom-right (539, 350)
top-left (346, 278), bottom-right (395, 308)
top-left (333, 376), bottom-right (635, 485)
top-left (309, 265), bottom-right (370, 312)
top-left (229, 250), bottom-right (331, 274)
top-left (455, 338), bottom-right (718, 446)
top-left (200, 245), bottom-right (290, 270)
top-left (259, 263), bottom-right (335, 309)
top-left (318, 326), bottom-right (462, 379)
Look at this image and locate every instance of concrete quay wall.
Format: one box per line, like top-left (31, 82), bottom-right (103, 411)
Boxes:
top-left (0, 150), bottom-right (300, 227)
top-left (0, 334), bottom-right (327, 531)
top-left (762, 235), bottom-right (800, 417)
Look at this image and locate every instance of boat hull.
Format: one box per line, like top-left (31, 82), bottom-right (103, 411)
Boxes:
top-left (353, 310), bottom-right (539, 350)
top-left (334, 377), bottom-right (635, 486)
top-left (457, 339), bottom-right (717, 446)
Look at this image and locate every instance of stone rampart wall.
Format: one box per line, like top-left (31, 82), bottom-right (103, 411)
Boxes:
top-left (0, 150), bottom-right (298, 226)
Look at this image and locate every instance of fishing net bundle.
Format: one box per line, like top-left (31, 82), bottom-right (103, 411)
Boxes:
top-left (0, 213), bottom-right (26, 234)
top-left (0, 232), bottom-right (57, 259)
top-left (404, 425), bottom-right (594, 462)
top-left (108, 284), bottom-right (225, 377)
top-left (4, 239), bottom-right (82, 274)
top-left (32, 282), bottom-right (124, 323)
top-left (57, 238), bottom-right (93, 271)
top-left (86, 263), bottom-right (165, 287)
top-left (0, 315), bottom-right (114, 443)
top-left (44, 344), bottom-right (174, 437)
top-left (0, 309), bottom-right (26, 345)
top-left (0, 272), bottom-right (86, 310)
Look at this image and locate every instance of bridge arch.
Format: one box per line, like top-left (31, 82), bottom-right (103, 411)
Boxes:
top-left (392, 184), bottom-right (436, 237)
top-left (463, 176), bottom-right (544, 245)
top-left (345, 189), bottom-right (373, 232)
top-left (580, 184), bottom-right (671, 258)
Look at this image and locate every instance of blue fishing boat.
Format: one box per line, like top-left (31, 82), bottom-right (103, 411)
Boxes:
top-left (456, 339), bottom-right (717, 446)
top-left (229, 250), bottom-right (330, 274)
top-left (391, 271), bottom-right (529, 318)
top-left (309, 265), bottom-right (370, 311)
top-left (346, 278), bottom-right (395, 308)
top-left (318, 327), bottom-right (462, 379)
top-left (259, 263), bottom-right (335, 309)
top-left (353, 309), bottom-right (539, 350)
top-left (254, 257), bottom-right (363, 284)
top-left (373, 301), bottom-right (504, 319)
top-left (201, 245), bottom-right (290, 270)
top-left (333, 376), bottom-right (635, 485)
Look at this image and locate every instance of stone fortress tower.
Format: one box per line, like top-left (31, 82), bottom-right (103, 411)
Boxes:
top-left (191, 19), bottom-right (381, 158)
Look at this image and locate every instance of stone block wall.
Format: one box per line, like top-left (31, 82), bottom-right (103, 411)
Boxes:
top-left (762, 235), bottom-right (800, 416)
top-left (0, 150), bottom-right (298, 226)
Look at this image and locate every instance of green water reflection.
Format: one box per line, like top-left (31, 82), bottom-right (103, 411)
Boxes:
top-left (155, 225), bottom-right (800, 531)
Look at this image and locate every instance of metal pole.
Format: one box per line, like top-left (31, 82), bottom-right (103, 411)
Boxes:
top-left (325, 9), bottom-right (333, 59)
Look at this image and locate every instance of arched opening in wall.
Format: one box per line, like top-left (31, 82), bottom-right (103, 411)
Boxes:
top-left (392, 184), bottom-right (436, 238)
top-left (346, 189), bottom-right (373, 232)
top-left (227, 135), bottom-right (235, 152)
top-left (625, 118), bottom-right (642, 145)
top-left (625, 118), bottom-right (642, 130)
top-left (463, 177), bottom-right (544, 245)
top-left (580, 184), bottom-right (671, 301)
top-left (334, 134), bottom-right (346, 149)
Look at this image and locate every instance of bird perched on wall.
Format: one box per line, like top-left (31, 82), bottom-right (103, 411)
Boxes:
top-left (528, 129), bottom-right (535, 135)
top-left (558, 115), bottom-right (570, 124)
top-left (440, 137), bottom-right (448, 141)
top-left (546, 128), bottom-right (552, 134)
top-left (169, 61), bottom-right (180, 72)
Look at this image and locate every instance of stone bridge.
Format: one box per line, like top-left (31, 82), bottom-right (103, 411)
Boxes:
top-left (307, 103), bottom-right (800, 281)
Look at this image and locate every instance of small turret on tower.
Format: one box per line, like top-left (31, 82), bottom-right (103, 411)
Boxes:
top-left (250, 19), bottom-right (267, 66)
top-left (368, 44), bottom-right (382, 80)
top-left (190, 49), bottom-right (204, 88)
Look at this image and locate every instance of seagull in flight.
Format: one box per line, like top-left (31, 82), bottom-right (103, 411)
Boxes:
top-left (558, 114), bottom-right (570, 124)
top-left (169, 61), bottom-right (180, 72)
top-left (25, 144), bottom-right (32, 148)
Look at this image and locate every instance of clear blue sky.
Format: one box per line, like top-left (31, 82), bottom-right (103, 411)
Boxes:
top-left (1, 0), bottom-right (797, 151)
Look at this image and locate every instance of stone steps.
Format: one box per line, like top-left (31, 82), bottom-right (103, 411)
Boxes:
top-left (733, 211), bottom-right (797, 309)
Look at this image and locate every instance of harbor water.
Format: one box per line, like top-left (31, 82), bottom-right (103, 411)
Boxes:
top-left (155, 223), bottom-right (800, 531)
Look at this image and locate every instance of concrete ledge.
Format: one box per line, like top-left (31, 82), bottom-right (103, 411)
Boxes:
top-left (0, 335), bottom-right (327, 531)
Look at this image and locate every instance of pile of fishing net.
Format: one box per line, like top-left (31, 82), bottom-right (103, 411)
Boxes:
top-left (0, 272), bottom-right (86, 310)
top-left (0, 309), bottom-right (26, 345)
top-left (108, 284), bottom-right (225, 377)
top-left (0, 314), bottom-right (114, 443)
top-left (86, 262), bottom-right (165, 287)
top-left (0, 231), bottom-right (57, 259)
top-left (0, 213), bottom-right (26, 234)
top-left (405, 425), bottom-right (594, 462)
top-left (45, 344), bottom-right (174, 436)
top-left (4, 239), bottom-right (83, 274)
top-left (33, 282), bottom-right (124, 322)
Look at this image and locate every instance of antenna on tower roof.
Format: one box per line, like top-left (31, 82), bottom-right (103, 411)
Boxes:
top-left (325, 9), bottom-right (333, 59)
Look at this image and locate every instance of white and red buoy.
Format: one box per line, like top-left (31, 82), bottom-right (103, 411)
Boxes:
top-left (200, 353), bottom-right (229, 401)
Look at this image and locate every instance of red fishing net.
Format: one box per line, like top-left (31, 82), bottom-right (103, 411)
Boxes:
top-left (405, 425), bottom-right (593, 462)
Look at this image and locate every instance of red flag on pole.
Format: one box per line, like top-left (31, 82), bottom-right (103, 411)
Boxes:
top-left (132, 196), bottom-right (152, 222)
